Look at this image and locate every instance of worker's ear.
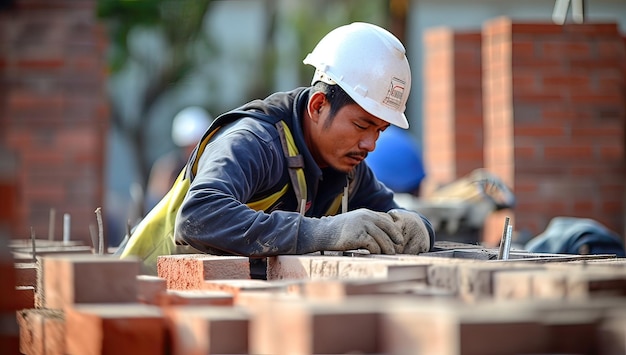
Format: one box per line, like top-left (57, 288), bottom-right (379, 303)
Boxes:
top-left (307, 91), bottom-right (326, 124)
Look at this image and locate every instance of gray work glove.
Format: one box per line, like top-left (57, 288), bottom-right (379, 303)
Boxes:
top-left (388, 209), bottom-right (435, 254)
top-left (298, 208), bottom-right (405, 254)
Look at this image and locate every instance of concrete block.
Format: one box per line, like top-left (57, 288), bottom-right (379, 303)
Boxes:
top-left (41, 254), bottom-right (140, 310)
top-left (157, 254), bottom-right (250, 290)
top-left (65, 304), bottom-right (165, 355)
top-left (16, 308), bottom-right (65, 355)
top-left (167, 306), bottom-right (250, 355)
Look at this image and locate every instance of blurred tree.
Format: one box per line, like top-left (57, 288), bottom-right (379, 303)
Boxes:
top-left (96, 0), bottom-right (404, 221)
top-left (283, 0), bottom-right (389, 86)
top-left (97, 0), bottom-right (210, 182)
top-left (97, 0), bottom-right (212, 216)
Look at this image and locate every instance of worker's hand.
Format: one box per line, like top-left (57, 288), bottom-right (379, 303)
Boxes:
top-left (388, 209), bottom-right (434, 254)
top-left (299, 208), bottom-right (405, 254)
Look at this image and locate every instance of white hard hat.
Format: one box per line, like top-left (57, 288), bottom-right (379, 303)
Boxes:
top-left (303, 22), bottom-right (411, 129)
top-left (171, 106), bottom-right (212, 147)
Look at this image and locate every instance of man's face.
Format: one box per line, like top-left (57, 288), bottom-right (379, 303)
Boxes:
top-left (312, 102), bottom-right (389, 173)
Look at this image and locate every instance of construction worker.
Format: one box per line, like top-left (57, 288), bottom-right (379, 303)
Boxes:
top-left (119, 22), bottom-right (435, 278)
top-left (145, 106), bottom-right (213, 211)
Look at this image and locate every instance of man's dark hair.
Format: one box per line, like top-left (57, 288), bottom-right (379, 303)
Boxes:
top-left (312, 81), bottom-right (355, 128)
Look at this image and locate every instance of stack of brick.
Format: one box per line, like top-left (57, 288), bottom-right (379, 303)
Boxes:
top-left (0, 0), bottom-right (108, 244)
top-left (1, 234), bottom-right (20, 354)
top-left (422, 18), bottom-right (626, 246)
top-left (6, 243), bottom-right (626, 354)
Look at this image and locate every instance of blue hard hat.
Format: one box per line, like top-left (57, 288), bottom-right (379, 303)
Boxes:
top-left (366, 125), bottom-right (425, 193)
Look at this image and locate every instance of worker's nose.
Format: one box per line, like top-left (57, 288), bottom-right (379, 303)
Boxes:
top-left (359, 132), bottom-right (378, 152)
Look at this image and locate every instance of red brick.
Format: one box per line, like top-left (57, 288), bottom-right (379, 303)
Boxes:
top-left (381, 300), bottom-right (547, 354)
top-left (65, 304), bottom-right (165, 355)
top-left (160, 289), bottom-right (233, 307)
top-left (167, 306), bottom-right (250, 355)
top-left (600, 309), bottom-right (626, 354)
top-left (0, 313), bottom-right (21, 355)
top-left (251, 297), bottom-right (382, 354)
top-left (41, 254), bottom-right (139, 309)
top-left (15, 286), bottom-right (35, 309)
top-left (136, 275), bottom-right (167, 305)
top-left (16, 308), bottom-right (65, 355)
top-left (157, 254), bottom-right (250, 290)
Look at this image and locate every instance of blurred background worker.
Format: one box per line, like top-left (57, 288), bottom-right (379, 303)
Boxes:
top-left (365, 125), bottom-right (425, 196)
top-left (144, 106), bottom-right (213, 211)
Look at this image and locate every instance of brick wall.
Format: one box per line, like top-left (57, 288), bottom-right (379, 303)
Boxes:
top-left (482, 17), bottom-right (625, 245)
top-left (423, 28), bottom-right (483, 195)
top-left (0, 0), bottom-right (108, 244)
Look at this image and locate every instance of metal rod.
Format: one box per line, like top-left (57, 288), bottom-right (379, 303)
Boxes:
top-left (299, 198), bottom-right (306, 216)
top-left (89, 224), bottom-right (98, 254)
top-left (95, 207), bottom-right (105, 255)
top-left (342, 185), bottom-right (348, 214)
top-left (502, 224), bottom-right (513, 260)
top-left (63, 213), bottom-right (70, 244)
top-left (48, 208), bottom-right (56, 241)
top-left (497, 216), bottom-right (511, 260)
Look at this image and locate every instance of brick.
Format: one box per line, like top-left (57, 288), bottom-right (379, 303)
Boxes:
top-left (0, 313), bottom-right (20, 355)
top-left (65, 304), bottom-right (165, 355)
top-left (41, 254), bottom-right (139, 309)
top-left (541, 310), bottom-right (602, 354)
top-left (16, 308), bottom-right (65, 355)
top-left (15, 286), bottom-right (35, 310)
top-left (161, 289), bottom-right (233, 307)
top-left (493, 270), bottom-right (534, 300)
top-left (458, 263), bottom-right (544, 301)
top-left (205, 279), bottom-right (304, 304)
top-left (566, 269), bottom-right (626, 299)
top-left (136, 275), bottom-right (167, 305)
top-left (599, 309), bottom-right (626, 354)
top-left (532, 271), bottom-right (568, 299)
top-left (267, 254), bottom-right (314, 280)
top-left (14, 262), bottom-right (37, 287)
top-left (268, 254), bottom-right (429, 281)
top-left (302, 278), bottom-right (429, 301)
top-left (381, 300), bottom-right (547, 355)
top-left (167, 306), bottom-right (250, 355)
top-left (251, 297), bottom-right (382, 354)
top-left (157, 254), bottom-right (250, 290)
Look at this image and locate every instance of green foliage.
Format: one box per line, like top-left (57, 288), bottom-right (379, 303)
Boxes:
top-left (285, 0), bottom-right (388, 84)
top-left (96, 0), bottom-right (211, 72)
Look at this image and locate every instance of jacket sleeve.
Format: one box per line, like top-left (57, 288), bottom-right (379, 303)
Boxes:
top-left (175, 120), bottom-right (307, 257)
